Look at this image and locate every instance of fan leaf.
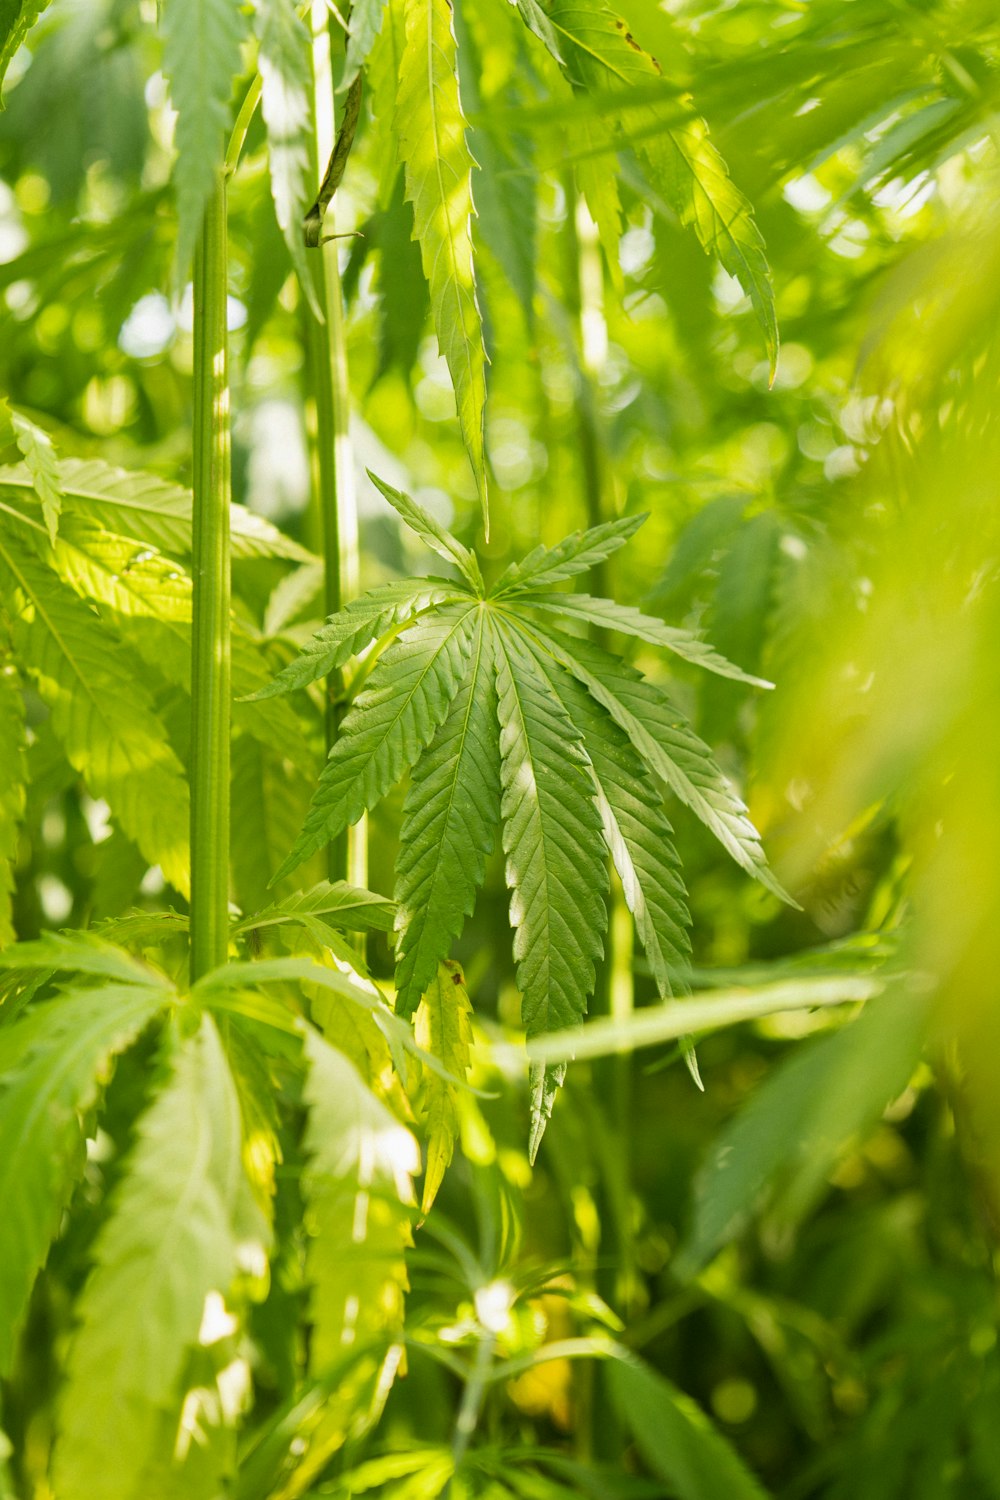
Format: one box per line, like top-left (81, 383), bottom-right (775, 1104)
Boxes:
top-left (530, 0), bottom-right (777, 372)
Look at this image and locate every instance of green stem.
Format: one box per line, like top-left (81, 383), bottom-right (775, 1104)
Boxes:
top-left (307, 0), bottom-right (363, 891)
top-left (189, 170), bottom-right (232, 982)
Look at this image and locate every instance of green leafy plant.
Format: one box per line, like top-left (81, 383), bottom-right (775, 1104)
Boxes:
top-left (1, 0), bottom-right (995, 1496)
top-left (255, 476), bottom-right (787, 1152)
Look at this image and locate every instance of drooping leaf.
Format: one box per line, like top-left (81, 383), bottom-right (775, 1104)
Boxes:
top-left (527, 0), bottom-right (777, 372)
top-left (0, 536), bottom-right (192, 894)
top-left (253, 0), bottom-right (321, 316)
top-left (393, 608), bottom-right (499, 1019)
top-left (0, 980), bottom-right (170, 1377)
top-left (273, 601), bottom-right (479, 882)
top-left (522, 591), bottom-right (772, 686)
top-left (493, 514), bottom-right (645, 596)
top-left (301, 1026), bottom-right (418, 1373)
top-left (414, 961), bottom-right (475, 1216)
top-left (0, 458), bottom-right (311, 562)
top-left (393, 0), bottom-right (489, 526)
top-left (0, 665), bottom-right (26, 949)
top-left (250, 576), bottom-right (465, 700)
top-left (54, 1015), bottom-right (268, 1500)
top-left (608, 1355), bottom-right (771, 1500)
top-left (493, 618), bottom-right (607, 1158)
top-left (540, 627), bottom-right (792, 903)
top-left (160, 0), bottom-right (247, 275)
top-left (368, 472), bottom-right (483, 590)
top-left (0, 0), bottom-right (50, 95)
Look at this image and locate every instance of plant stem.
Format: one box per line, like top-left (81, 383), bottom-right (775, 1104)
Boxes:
top-left (189, 168), bottom-right (232, 982)
top-left (308, 0), bottom-right (363, 891)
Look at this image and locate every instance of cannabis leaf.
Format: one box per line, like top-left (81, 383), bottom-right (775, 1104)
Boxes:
top-left (256, 481), bottom-right (788, 1150)
top-left (519, 0), bottom-right (777, 374)
top-left (54, 1014), bottom-right (269, 1500)
top-left (0, 457), bottom-right (311, 563)
top-left (395, 0), bottom-right (489, 527)
top-left (253, 0), bottom-right (321, 317)
top-left (0, 978), bottom-right (171, 1376)
top-left (161, 0), bottom-right (247, 275)
top-left (0, 533), bottom-right (192, 892)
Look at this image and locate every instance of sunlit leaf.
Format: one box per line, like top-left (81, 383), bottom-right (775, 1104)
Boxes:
top-left (394, 0), bottom-right (489, 526)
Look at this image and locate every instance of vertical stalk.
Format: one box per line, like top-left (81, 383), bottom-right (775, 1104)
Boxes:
top-left (189, 169), bottom-right (232, 982)
top-left (307, 0), bottom-right (364, 891)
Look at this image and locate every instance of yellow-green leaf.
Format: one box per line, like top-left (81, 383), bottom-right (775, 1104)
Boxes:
top-left (394, 0), bottom-right (489, 529)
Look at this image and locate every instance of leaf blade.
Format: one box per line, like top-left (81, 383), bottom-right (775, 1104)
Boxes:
top-left (253, 0), bottom-right (321, 316)
top-left (524, 592), bottom-right (772, 687)
top-left (274, 601), bottom-right (479, 882)
top-left (161, 0), bottom-right (247, 275)
top-left (537, 627), bottom-right (792, 902)
top-left (393, 608), bottom-right (500, 1019)
top-left (55, 1014), bottom-right (267, 1500)
top-left (493, 618), bottom-right (607, 1157)
top-left (0, 536), bottom-right (192, 894)
top-left (249, 576), bottom-right (464, 699)
top-left (0, 980), bottom-right (170, 1377)
top-left (393, 0), bottom-right (489, 525)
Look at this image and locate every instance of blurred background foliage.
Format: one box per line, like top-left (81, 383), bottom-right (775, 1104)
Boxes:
top-left (1, 0), bottom-right (999, 1495)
